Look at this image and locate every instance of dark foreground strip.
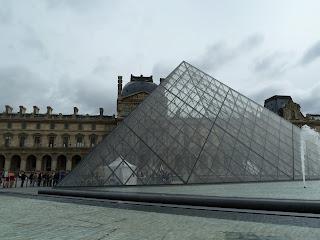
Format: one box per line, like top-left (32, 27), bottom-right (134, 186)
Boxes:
top-left (2, 190), bottom-right (319, 228)
top-left (39, 189), bottom-right (320, 214)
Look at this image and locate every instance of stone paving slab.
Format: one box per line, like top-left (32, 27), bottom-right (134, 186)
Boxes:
top-left (1, 195), bottom-right (320, 240)
top-left (0, 187), bottom-right (50, 195)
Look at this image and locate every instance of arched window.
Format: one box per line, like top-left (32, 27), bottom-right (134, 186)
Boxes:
top-left (57, 155), bottom-right (67, 171)
top-left (11, 155), bottom-right (21, 172)
top-left (42, 155), bottom-right (52, 171)
top-left (72, 155), bottom-right (81, 169)
top-left (26, 155), bottom-right (37, 171)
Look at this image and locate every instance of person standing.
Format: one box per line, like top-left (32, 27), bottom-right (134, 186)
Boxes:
top-left (29, 172), bottom-right (34, 187)
top-left (43, 173), bottom-right (48, 187)
top-left (2, 169), bottom-right (8, 188)
top-left (37, 172), bottom-right (42, 187)
top-left (49, 172), bottom-right (54, 187)
top-left (20, 171), bottom-right (27, 188)
top-left (53, 172), bottom-right (59, 186)
top-left (9, 172), bottom-right (15, 188)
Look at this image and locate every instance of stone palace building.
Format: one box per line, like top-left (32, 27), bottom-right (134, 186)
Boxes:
top-left (264, 95), bottom-right (320, 132)
top-left (0, 74), bottom-right (158, 173)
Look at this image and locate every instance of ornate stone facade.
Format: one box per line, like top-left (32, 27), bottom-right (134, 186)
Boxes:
top-left (117, 74), bottom-right (158, 119)
top-left (0, 75), bottom-right (158, 173)
top-left (0, 105), bottom-right (117, 173)
top-left (264, 95), bottom-right (320, 132)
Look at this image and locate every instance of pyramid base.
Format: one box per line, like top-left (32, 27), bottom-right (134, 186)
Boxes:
top-left (38, 188), bottom-right (320, 214)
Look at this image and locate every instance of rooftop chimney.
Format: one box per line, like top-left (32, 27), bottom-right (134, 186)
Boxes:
top-left (73, 107), bottom-right (79, 115)
top-left (19, 105), bottom-right (26, 114)
top-left (47, 106), bottom-right (53, 115)
top-left (33, 106), bottom-right (39, 114)
top-left (5, 105), bottom-right (13, 114)
top-left (99, 107), bottom-right (104, 116)
top-left (118, 76), bottom-right (123, 96)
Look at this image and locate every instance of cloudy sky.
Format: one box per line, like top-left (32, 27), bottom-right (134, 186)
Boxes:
top-left (1, 0), bottom-right (320, 115)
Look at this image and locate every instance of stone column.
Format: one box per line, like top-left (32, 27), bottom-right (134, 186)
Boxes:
top-left (20, 157), bottom-right (27, 171)
top-left (36, 158), bottom-right (42, 171)
top-left (51, 158), bottom-right (57, 171)
top-left (4, 157), bottom-right (10, 171)
top-left (66, 157), bottom-right (72, 171)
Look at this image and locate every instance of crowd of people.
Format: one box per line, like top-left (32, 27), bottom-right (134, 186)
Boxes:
top-left (0, 170), bottom-right (68, 188)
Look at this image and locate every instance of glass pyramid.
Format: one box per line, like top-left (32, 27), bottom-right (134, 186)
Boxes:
top-left (58, 61), bottom-right (320, 187)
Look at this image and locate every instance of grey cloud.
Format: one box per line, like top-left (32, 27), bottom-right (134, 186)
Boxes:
top-left (152, 62), bottom-right (173, 83)
top-left (300, 40), bottom-right (320, 65)
top-left (239, 34), bottom-right (264, 51)
top-left (0, 66), bottom-right (51, 112)
top-left (21, 26), bottom-right (48, 59)
top-left (55, 59), bottom-right (117, 115)
top-left (195, 34), bottom-right (264, 72)
top-left (74, 82), bottom-right (115, 115)
top-left (249, 82), bottom-right (320, 115)
top-left (56, 76), bottom-right (116, 115)
top-left (23, 37), bottom-right (48, 60)
top-left (249, 86), bottom-right (280, 106)
top-left (45, 0), bottom-right (109, 12)
top-left (0, 2), bottom-right (11, 24)
top-left (253, 52), bottom-right (289, 77)
top-left (92, 57), bottom-right (111, 75)
top-left (298, 84), bottom-right (320, 114)
top-left (0, 63), bottom-right (116, 115)
top-left (250, 83), bottom-right (320, 115)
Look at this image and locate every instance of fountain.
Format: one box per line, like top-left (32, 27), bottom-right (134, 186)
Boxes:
top-left (300, 132), bottom-right (306, 188)
top-left (300, 125), bottom-right (320, 188)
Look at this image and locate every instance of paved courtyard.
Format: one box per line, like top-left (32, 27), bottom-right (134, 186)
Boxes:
top-left (1, 193), bottom-right (320, 240)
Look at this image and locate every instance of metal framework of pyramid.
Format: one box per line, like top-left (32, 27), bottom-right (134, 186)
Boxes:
top-left (58, 61), bottom-right (320, 187)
